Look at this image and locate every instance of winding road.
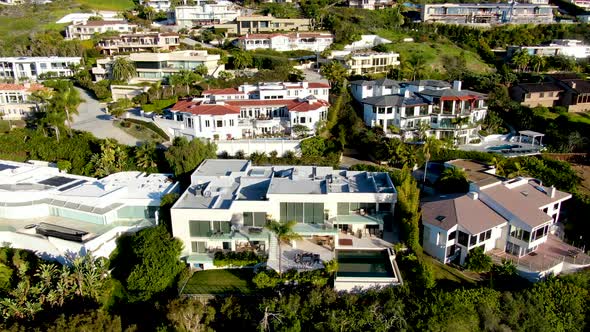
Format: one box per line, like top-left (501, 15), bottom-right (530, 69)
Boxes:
top-left (72, 87), bottom-right (140, 146)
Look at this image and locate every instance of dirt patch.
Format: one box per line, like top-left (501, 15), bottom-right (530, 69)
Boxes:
top-left (572, 164), bottom-right (590, 195)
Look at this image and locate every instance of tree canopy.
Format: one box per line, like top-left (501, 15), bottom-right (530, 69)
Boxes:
top-left (164, 137), bottom-right (217, 180)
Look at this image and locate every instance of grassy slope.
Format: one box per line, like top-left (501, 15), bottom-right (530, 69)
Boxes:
top-left (376, 29), bottom-right (493, 74)
top-left (183, 269), bottom-right (255, 295)
top-left (75, 0), bottom-right (135, 11)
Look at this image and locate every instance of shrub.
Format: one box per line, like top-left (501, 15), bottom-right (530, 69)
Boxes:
top-left (213, 251), bottom-right (263, 267)
top-left (464, 246), bottom-right (493, 272)
top-left (252, 269), bottom-right (280, 289)
top-left (124, 118), bottom-right (170, 141)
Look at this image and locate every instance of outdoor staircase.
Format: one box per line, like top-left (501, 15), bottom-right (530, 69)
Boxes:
top-left (267, 234), bottom-right (280, 272)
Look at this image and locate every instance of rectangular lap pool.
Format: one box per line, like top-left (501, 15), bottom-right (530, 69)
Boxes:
top-left (336, 249), bottom-right (394, 278)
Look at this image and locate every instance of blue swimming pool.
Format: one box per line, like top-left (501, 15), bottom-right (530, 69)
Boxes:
top-left (487, 144), bottom-right (520, 151)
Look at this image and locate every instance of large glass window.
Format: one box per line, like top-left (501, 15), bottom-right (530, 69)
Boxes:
top-left (457, 231), bottom-right (469, 246)
top-left (189, 220), bottom-right (210, 237)
top-left (530, 224), bottom-right (549, 242)
top-left (280, 202), bottom-right (324, 223)
top-left (243, 212), bottom-right (266, 227)
top-left (117, 206), bottom-right (156, 219)
top-left (505, 241), bottom-right (521, 256)
top-left (510, 225), bottom-right (531, 242)
top-left (50, 207), bottom-right (105, 225)
top-left (212, 221), bottom-right (231, 234)
top-left (448, 230), bottom-right (456, 241)
top-left (191, 241), bottom-right (206, 253)
top-left (470, 235), bottom-right (478, 246)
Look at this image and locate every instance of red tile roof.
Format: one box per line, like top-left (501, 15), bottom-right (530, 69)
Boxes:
top-left (171, 100), bottom-right (240, 115)
top-left (171, 98), bottom-right (330, 115)
top-left (202, 88), bottom-right (242, 95)
top-left (308, 82), bottom-right (330, 89)
top-left (239, 32), bottom-right (334, 40)
top-left (0, 83), bottom-right (46, 92)
top-left (287, 99), bottom-right (330, 112)
top-left (77, 20), bottom-right (133, 27)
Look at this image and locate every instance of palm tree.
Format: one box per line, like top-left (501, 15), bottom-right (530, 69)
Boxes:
top-left (169, 70), bottom-right (200, 96)
top-left (320, 61), bottom-right (348, 93)
top-left (232, 50), bottom-right (253, 74)
top-left (530, 55), bottom-right (547, 73)
top-left (265, 219), bottom-right (301, 275)
top-left (438, 167), bottom-right (469, 193)
top-left (511, 50), bottom-right (531, 72)
top-left (136, 141), bottom-right (158, 171)
top-left (111, 57), bottom-right (136, 82)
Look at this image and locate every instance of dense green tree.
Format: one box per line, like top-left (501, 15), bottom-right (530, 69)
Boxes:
top-left (164, 137), bottom-right (217, 180)
top-left (91, 139), bottom-right (128, 177)
top-left (436, 167), bottom-right (469, 194)
top-left (111, 57), bottom-right (136, 82)
top-left (110, 226), bottom-right (184, 302)
top-left (464, 246), bottom-right (493, 272)
top-left (320, 60), bottom-right (348, 92)
top-left (395, 166), bottom-right (421, 252)
top-left (169, 69), bottom-right (201, 96)
top-left (231, 50), bottom-right (253, 71)
top-left (166, 297), bottom-right (215, 332)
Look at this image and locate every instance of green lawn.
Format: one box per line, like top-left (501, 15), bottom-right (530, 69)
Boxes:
top-left (75, 0), bottom-right (135, 11)
top-left (182, 269), bottom-right (255, 295)
top-left (566, 111), bottom-right (590, 125)
top-left (421, 254), bottom-right (477, 285)
top-left (117, 120), bottom-right (165, 143)
top-left (375, 29), bottom-right (493, 74)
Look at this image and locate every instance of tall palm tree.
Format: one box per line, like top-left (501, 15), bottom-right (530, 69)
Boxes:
top-left (530, 55), bottom-right (547, 73)
top-left (136, 141), bottom-right (158, 171)
top-left (169, 70), bottom-right (200, 96)
top-left (111, 57), bottom-right (137, 82)
top-left (265, 220), bottom-right (301, 275)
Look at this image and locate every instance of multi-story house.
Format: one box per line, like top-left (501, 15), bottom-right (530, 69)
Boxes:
top-left (233, 15), bottom-right (312, 35)
top-left (141, 0), bottom-right (172, 11)
top-left (0, 57), bottom-right (82, 82)
top-left (348, 0), bottom-right (395, 10)
top-left (203, 81), bottom-right (330, 102)
top-left (91, 50), bottom-right (223, 82)
top-left (174, 1), bottom-right (241, 28)
top-left (507, 40), bottom-right (590, 59)
top-left (352, 79), bottom-right (487, 143)
top-left (65, 20), bottom-right (138, 40)
top-left (97, 32), bottom-right (180, 55)
top-left (421, 3), bottom-right (555, 25)
top-left (170, 159), bottom-right (397, 273)
top-left (0, 159), bottom-right (179, 264)
top-left (237, 32), bottom-right (334, 52)
top-left (510, 83), bottom-right (564, 108)
top-left (421, 162), bottom-right (587, 280)
top-left (0, 83), bottom-right (49, 120)
top-left (327, 50), bottom-right (400, 75)
top-left (169, 95), bottom-right (329, 139)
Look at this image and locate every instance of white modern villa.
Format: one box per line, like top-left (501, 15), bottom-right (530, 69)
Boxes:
top-left (351, 79), bottom-right (487, 144)
top-left (165, 81), bottom-right (331, 140)
top-left (174, 1), bottom-right (241, 28)
top-left (0, 83), bottom-right (49, 120)
top-left (0, 57), bottom-right (82, 82)
top-left (421, 160), bottom-right (589, 281)
top-left (0, 160), bottom-right (179, 264)
top-left (171, 159), bottom-right (402, 291)
top-left (237, 32), bottom-right (334, 52)
top-left (65, 20), bottom-right (138, 40)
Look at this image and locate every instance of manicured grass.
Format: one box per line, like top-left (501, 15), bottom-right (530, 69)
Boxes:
top-left (117, 120), bottom-right (165, 143)
top-left (420, 254), bottom-right (477, 285)
top-left (75, 0), bottom-right (135, 11)
top-left (566, 111), bottom-right (590, 125)
top-left (182, 269), bottom-right (255, 295)
top-left (375, 29), bottom-right (493, 74)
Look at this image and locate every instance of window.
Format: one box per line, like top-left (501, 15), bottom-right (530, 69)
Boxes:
top-left (457, 231), bottom-right (469, 246)
top-left (189, 220), bottom-right (210, 237)
top-left (530, 224), bottom-right (549, 242)
top-left (187, 117), bottom-right (193, 128)
top-left (470, 235), bottom-right (478, 246)
top-left (448, 230), bottom-right (457, 241)
top-left (300, 117), bottom-right (306, 123)
top-left (280, 202), bottom-right (324, 223)
top-left (509, 225), bottom-right (531, 242)
top-left (205, 120), bottom-right (210, 127)
top-left (191, 241), bottom-right (206, 253)
top-left (539, 92), bottom-right (545, 98)
top-left (216, 120), bottom-right (223, 128)
top-left (211, 221), bottom-right (231, 234)
top-left (505, 241), bottom-right (521, 256)
top-left (243, 212), bottom-right (266, 227)
top-left (229, 119), bottom-right (234, 126)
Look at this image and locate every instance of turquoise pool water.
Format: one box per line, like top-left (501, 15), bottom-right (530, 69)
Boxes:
top-left (487, 144), bottom-right (520, 151)
top-left (336, 250), bottom-right (394, 278)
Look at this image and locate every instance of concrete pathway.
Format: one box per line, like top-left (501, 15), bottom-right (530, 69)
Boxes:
top-left (72, 87), bottom-right (140, 146)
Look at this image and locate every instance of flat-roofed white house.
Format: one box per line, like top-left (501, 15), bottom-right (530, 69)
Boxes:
top-left (237, 32), bottom-right (334, 52)
top-left (352, 79), bottom-right (487, 144)
top-left (0, 83), bottom-right (49, 120)
top-left (0, 57), bottom-right (82, 82)
top-left (422, 170), bottom-right (590, 281)
top-left (507, 39), bottom-right (590, 60)
top-left (97, 32), bottom-right (180, 55)
top-left (141, 0), bottom-right (172, 11)
top-left (66, 20), bottom-right (138, 40)
top-left (0, 160), bottom-right (179, 264)
top-left (171, 159), bottom-right (402, 290)
top-left (174, 1), bottom-right (241, 28)
top-left (91, 50), bottom-right (223, 83)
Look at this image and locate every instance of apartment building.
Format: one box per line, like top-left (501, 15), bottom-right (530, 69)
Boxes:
top-left (202, 81), bottom-right (330, 102)
top-left (65, 20), bottom-right (138, 40)
top-left (0, 83), bottom-right (49, 120)
top-left (0, 160), bottom-right (179, 264)
top-left (421, 3), bottom-right (555, 25)
top-left (141, 0), bottom-right (172, 11)
top-left (237, 32), bottom-right (334, 52)
top-left (97, 32), bottom-right (180, 55)
top-left (510, 83), bottom-right (564, 108)
top-left (421, 167), bottom-right (585, 280)
top-left (171, 159), bottom-right (397, 271)
top-left (327, 50), bottom-right (400, 75)
top-left (507, 40), bottom-right (590, 59)
top-left (170, 95), bottom-right (329, 140)
top-left (348, 0), bottom-right (395, 10)
top-left (174, 1), bottom-right (241, 28)
top-left (91, 50), bottom-right (223, 82)
top-left (351, 79), bottom-right (487, 144)
top-left (0, 57), bottom-right (82, 82)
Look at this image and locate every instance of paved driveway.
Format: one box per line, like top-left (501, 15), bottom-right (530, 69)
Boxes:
top-left (72, 87), bottom-right (140, 146)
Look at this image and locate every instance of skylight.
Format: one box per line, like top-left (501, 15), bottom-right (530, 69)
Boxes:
top-left (435, 215), bottom-right (446, 222)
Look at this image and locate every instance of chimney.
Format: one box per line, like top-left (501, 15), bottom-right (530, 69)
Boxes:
top-left (570, 81), bottom-right (577, 89)
top-left (467, 191), bottom-right (479, 200)
top-left (453, 80), bottom-right (462, 91)
top-left (549, 186), bottom-right (556, 198)
top-left (404, 89), bottom-right (410, 98)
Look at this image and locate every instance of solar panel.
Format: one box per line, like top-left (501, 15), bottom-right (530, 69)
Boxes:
top-left (0, 164), bottom-right (18, 171)
top-left (58, 180), bottom-right (87, 192)
top-left (38, 176), bottom-right (77, 187)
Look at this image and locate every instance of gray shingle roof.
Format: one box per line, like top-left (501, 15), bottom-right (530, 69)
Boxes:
top-left (361, 94), bottom-right (429, 107)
